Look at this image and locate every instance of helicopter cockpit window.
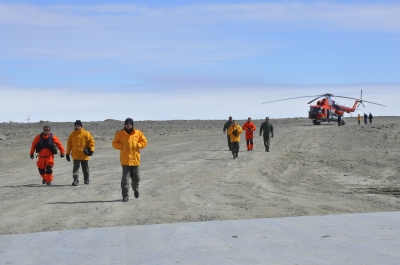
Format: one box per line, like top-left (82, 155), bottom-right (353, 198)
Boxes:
top-left (310, 107), bottom-right (322, 113)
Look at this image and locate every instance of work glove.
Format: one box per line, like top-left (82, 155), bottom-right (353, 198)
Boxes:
top-left (66, 154), bottom-right (70, 162)
top-left (30, 154), bottom-right (34, 159)
top-left (60, 154), bottom-right (65, 158)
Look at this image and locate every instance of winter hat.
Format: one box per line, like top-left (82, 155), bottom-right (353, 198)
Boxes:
top-left (124, 118), bottom-right (134, 125)
top-left (74, 120), bottom-right (83, 127)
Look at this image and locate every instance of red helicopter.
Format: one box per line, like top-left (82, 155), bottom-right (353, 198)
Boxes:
top-left (262, 90), bottom-right (386, 125)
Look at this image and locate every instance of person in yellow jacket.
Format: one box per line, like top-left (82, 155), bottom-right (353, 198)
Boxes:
top-left (66, 120), bottom-right (95, 186)
top-left (227, 120), bottom-right (243, 159)
top-left (112, 118), bottom-right (148, 202)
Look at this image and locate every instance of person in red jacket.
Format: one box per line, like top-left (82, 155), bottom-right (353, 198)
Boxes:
top-left (242, 117), bottom-right (257, 151)
top-left (30, 125), bottom-right (65, 185)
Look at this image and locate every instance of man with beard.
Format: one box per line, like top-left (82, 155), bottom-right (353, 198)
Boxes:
top-left (112, 118), bottom-right (148, 202)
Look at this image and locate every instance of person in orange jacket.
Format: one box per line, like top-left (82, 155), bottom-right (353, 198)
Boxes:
top-left (112, 118), bottom-right (148, 202)
top-left (30, 125), bottom-right (65, 185)
top-left (242, 117), bottom-right (256, 151)
top-left (227, 120), bottom-right (243, 159)
top-left (357, 114), bottom-right (361, 125)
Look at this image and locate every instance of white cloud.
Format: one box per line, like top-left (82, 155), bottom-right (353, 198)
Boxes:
top-left (1, 84), bottom-right (398, 122)
top-left (1, 2), bottom-right (400, 30)
top-left (0, 1), bottom-right (399, 63)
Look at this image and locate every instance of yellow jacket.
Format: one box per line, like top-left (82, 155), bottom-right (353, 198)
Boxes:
top-left (66, 128), bottom-right (95, 160)
top-left (227, 124), bottom-right (243, 142)
top-left (112, 129), bottom-right (148, 166)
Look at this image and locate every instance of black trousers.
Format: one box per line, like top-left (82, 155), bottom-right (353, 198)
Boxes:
top-left (73, 160), bottom-right (89, 180)
top-left (231, 142), bottom-right (239, 156)
top-left (121, 166), bottom-right (140, 197)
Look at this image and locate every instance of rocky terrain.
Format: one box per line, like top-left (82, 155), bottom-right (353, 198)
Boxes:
top-left (1, 116), bottom-right (399, 235)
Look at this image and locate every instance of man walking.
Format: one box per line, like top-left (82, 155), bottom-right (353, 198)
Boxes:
top-left (259, 117), bottom-right (274, 152)
top-left (112, 118), bottom-right (148, 202)
top-left (30, 125), bottom-right (65, 185)
top-left (66, 120), bottom-right (95, 186)
top-left (357, 114), bottom-right (361, 125)
top-left (223, 116), bottom-right (233, 151)
top-left (368, 112), bottom-right (373, 124)
top-left (242, 117), bottom-right (256, 151)
top-left (227, 120), bottom-right (242, 159)
top-left (364, 113), bottom-right (368, 124)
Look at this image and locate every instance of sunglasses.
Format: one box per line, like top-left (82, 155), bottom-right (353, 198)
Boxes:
top-left (125, 123), bottom-right (133, 125)
top-left (44, 130), bottom-right (50, 131)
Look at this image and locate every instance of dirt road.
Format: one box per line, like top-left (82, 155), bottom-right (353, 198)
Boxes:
top-left (1, 117), bottom-right (399, 235)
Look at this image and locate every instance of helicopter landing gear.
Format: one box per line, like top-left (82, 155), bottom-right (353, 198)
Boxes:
top-left (313, 120), bottom-right (321, 125)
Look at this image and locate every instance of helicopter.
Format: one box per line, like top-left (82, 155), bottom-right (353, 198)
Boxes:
top-left (262, 90), bottom-right (386, 125)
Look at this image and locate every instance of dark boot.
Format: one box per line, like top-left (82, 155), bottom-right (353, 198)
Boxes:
top-left (122, 188), bottom-right (129, 201)
top-left (84, 178), bottom-right (89, 184)
top-left (72, 177), bottom-right (79, 186)
top-left (134, 190), bottom-right (139, 199)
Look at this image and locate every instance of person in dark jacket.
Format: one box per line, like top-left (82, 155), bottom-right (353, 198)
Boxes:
top-left (364, 113), bottom-right (368, 124)
top-left (259, 117), bottom-right (274, 152)
top-left (222, 116), bottom-right (233, 151)
top-left (368, 113), bottom-right (373, 124)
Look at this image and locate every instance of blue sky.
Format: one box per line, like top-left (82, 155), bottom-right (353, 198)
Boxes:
top-left (0, 0), bottom-right (399, 122)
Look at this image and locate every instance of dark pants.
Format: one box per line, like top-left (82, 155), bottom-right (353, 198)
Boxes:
top-left (73, 160), bottom-right (89, 180)
top-left (226, 134), bottom-right (231, 150)
top-left (369, 118), bottom-right (372, 124)
top-left (246, 139), bottom-right (253, 146)
top-left (231, 142), bottom-right (239, 157)
top-left (263, 134), bottom-right (271, 151)
top-left (121, 166), bottom-right (140, 198)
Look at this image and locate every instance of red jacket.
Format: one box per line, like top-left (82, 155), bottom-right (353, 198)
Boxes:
top-left (242, 121), bottom-right (256, 138)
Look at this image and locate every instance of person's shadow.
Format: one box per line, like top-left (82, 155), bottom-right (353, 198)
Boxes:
top-left (46, 199), bottom-right (121, 204)
top-left (1, 184), bottom-right (71, 188)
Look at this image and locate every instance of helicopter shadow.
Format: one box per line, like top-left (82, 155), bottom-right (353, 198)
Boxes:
top-left (301, 123), bottom-right (335, 127)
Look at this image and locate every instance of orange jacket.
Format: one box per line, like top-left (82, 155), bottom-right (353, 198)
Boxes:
top-left (66, 128), bottom-right (95, 161)
top-left (227, 124), bottom-right (243, 142)
top-left (112, 129), bottom-right (147, 166)
top-left (242, 121), bottom-right (256, 137)
top-left (30, 133), bottom-right (65, 156)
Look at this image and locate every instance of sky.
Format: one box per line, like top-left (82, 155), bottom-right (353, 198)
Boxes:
top-left (0, 0), bottom-right (399, 123)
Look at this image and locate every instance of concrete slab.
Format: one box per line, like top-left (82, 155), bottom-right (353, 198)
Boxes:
top-left (1, 211), bottom-right (400, 265)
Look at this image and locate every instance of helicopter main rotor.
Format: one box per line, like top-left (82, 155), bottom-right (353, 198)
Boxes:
top-left (262, 91), bottom-right (386, 107)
